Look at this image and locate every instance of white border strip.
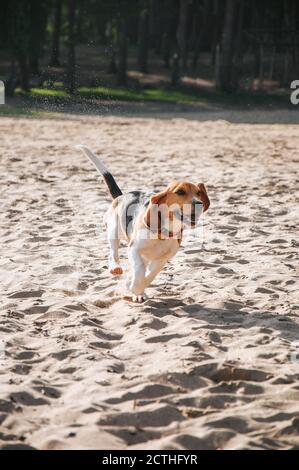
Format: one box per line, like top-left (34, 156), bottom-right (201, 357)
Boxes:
top-left (0, 80), bottom-right (4, 104)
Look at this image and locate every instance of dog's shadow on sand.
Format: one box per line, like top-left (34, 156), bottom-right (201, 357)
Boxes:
top-left (142, 297), bottom-right (299, 343)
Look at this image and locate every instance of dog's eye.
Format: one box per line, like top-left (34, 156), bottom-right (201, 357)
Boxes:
top-left (197, 191), bottom-right (202, 197)
top-left (176, 189), bottom-right (186, 196)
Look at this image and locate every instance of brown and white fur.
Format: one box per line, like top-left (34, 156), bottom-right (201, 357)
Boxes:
top-left (75, 146), bottom-right (210, 302)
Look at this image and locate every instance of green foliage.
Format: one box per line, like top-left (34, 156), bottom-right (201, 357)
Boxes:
top-left (78, 86), bottom-right (202, 103)
top-left (21, 86), bottom-right (203, 104)
top-left (0, 104), bottom-right (60, 118)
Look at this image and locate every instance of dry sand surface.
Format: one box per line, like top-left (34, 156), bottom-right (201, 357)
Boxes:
top-left (0, 112), bottom-right (298, 450)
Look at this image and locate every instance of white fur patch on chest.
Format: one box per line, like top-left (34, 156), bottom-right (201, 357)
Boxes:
top-left (136, 231), bottom-right (179, 261)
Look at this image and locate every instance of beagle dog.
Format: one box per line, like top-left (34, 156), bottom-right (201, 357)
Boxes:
top-left (75, 146), bottom-right (210, 302)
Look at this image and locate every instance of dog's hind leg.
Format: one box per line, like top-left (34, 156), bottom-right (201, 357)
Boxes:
top-left (107, 214), bottom-right (123, 276)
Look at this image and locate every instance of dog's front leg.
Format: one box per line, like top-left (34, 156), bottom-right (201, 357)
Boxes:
top-left (128, 246), bottom-right (147, 303)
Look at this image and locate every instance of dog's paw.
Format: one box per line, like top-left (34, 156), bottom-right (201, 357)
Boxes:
top-left (132, 293), bottom-right (148, 303)
top-left (110, 266), bottom-right (123, 276)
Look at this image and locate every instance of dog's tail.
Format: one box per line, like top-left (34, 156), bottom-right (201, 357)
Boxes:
top-left (75, 145), bottom-right (122, 199)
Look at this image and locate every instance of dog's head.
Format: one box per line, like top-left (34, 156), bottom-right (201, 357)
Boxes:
top-left (145, 181), bottom-right (210, 237)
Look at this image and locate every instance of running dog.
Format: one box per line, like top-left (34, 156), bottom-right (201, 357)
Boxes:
top-left (75, 146), bottom-right (210, 302)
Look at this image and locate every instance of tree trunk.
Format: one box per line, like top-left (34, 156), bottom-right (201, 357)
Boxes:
top-left (251, 0), bottom-right (263, 88)
top-left (176, 0), bottom-right (189, 72)
top-left (108, 47), bottom-right (117, 74)
top-left (29, 0), bottom-right (49, 75)
top-left (281, 0), bottom-right (292, 87)
top-left (161, 0), bottom-right (173, 68)
top-left (171, 52), bottom-right (180, 86)
top-left (211, 0), bottom-right (223, 66)
top-left (172, 0), bottom-right (188, 85)
top-left (253, 45), bottom-right (260, 78)
top-left (268, 45), bottom-right (276, 81)
top-left (258, 44), bottom-right (264, 90)
top-left (17, 50), bottom-right (30, 92)
top-left (149, 0), bottom-right (162, 53)
top-left (214, 43), bottom-right (221, 87)
top-left (117, 15), bottom-right (128, 86)
top-left (192, 0), bottom-right (210, 69)
top-left (13, 2), bottom-right (31, 92)
top-left (138, 1), bottom-right (150, 73)
top-left (66, 0), bottom-right (76, 94)
top-left (162, 32), bottom-right (171, 68)
top-left (106, 21), bottom-right (117, 74)
top-left (231, 0), bottom-right (245, 90)
top-left (290, 0), bottom-right (298, 77)
top-left (6, 56), bottom-right (17, 97)
top-left (76, 0), bottom-right (84, 43)
top-left (217, 0), bottom-right (237, 92)
top-left (50, 0), bottom-right (62, 66)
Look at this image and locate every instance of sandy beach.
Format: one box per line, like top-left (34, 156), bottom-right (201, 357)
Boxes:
top-left (0, 111), bottom-right (298, 449)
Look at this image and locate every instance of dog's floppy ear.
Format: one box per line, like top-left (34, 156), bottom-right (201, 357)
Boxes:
top-left (150, 189), bottom-right (168, 205)
top-left (144, 189), bottom-right (168, 232)
top-left (197, 183), bottom-right (210, 212)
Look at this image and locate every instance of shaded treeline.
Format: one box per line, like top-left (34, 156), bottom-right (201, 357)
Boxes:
top-left (0, 0), bottom-right (298, 96)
